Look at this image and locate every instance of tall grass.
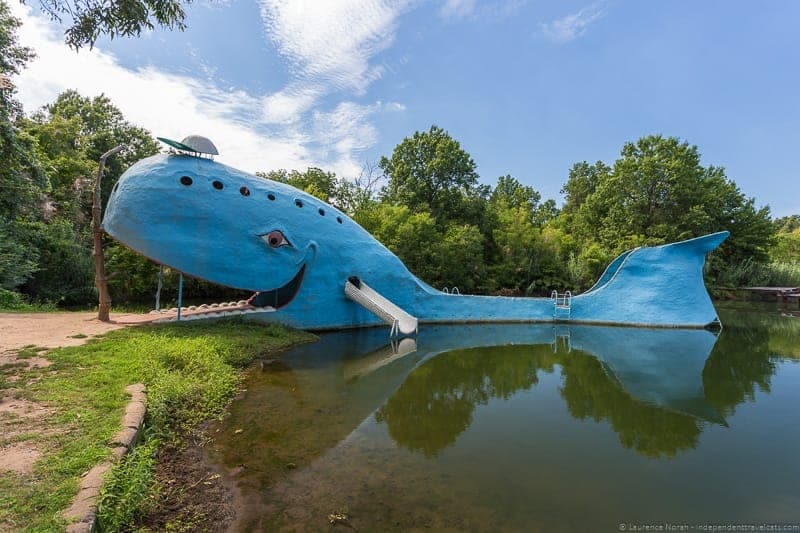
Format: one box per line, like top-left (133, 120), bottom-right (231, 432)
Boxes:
top-left (714, 259), bottom-right (800, 288)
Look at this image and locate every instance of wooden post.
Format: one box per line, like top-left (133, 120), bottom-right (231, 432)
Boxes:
top-left (93, 145), bottom-right (124, 322)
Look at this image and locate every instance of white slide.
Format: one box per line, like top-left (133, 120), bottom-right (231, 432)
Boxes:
top-left (344, 278), bottom-right (418, 336)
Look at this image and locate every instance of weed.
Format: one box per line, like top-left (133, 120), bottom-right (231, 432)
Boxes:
top-left (15, 346), bottom-right (48, 359)
top-left (96, 438), bottom-right (159, 532)
top-left (714, 259), bottom-right (800, 288)
top-left (0, 289), bottom-right (59, 312)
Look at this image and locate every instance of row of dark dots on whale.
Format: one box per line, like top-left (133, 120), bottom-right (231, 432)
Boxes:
top-left (179, 175), bottom-right (343, 224)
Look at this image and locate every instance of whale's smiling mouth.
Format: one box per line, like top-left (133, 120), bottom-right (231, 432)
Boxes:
top-left (248, 264), bottom-right (306, 309)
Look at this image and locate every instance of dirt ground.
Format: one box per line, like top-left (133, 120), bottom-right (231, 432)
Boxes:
top-left (0, 312), bottom-right (156, 354)
top-left (0, 312), bottom-right (141, 478)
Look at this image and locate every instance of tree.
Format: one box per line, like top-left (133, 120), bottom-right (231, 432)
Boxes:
top-left (0, 219), bottom-right (38, 289)
top-left (774, 215), bottom-right (800, 234)
top-left (28, 0), bottom-right (191, 49)
top-left (771, 228), bottom-right (800, 263)
top-left (9, 90), bottom-right (160, 303)
top-left (1, 0), bottom-right (47, 220)
top-left (356, 204), bottom-right (443, 285)
top-left (257, 164), bottom-right (383, 219)
top-left (492, 174), bottom-right (541, 211)
top-left (258, 168), bottom-right (338, 203)
top-left (23, 90), bottom-right (160, 226)
top-left (0, 0), bottom-right (49, 291)
top-left (380, 125), bottom-right (482, 227)
top-left (560, 135), bottom-right (774, 267)
top-left (560, 161), bottom-right (609, 216)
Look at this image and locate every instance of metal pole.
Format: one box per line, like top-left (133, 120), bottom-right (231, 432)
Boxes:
top-left (93, 144), bottom-right (125, 322)
top-left (155, 265), bottom-right (163, 311)
top-left (177, 273), bottom-right (184, 321)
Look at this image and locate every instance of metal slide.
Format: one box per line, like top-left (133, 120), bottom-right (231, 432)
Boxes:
top-left (344, 278), bottom-right (418, 337)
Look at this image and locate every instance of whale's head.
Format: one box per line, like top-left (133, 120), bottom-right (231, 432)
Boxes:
top-left (103, 153), bottom-right (357, 307)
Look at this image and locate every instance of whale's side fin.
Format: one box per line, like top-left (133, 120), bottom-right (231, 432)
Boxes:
top-left (573, 231), bottom-right (729, 328)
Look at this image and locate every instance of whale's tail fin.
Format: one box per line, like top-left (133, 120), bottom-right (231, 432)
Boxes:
top-left (573, 231), bottom-right (729, 328)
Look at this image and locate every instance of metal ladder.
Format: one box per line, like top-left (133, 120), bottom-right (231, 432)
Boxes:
top-left (551, 325), bottom-right (572, 353)
top-left (551, 290), bottom-right (572, 319)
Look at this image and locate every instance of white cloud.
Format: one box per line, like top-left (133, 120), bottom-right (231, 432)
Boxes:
top-left (260, 0), bottom-right (412, 92)
top-left (10, 2), bottom-right (408, 177)
top-left (440, 0), bottom-right (476, 19)
top-left (311, 100), bottom-right (406, 177)
top-left (439, 0), bottom-right (526, 22)
top-left (261, 85), bottom-right (321, 125)
top-left (539, 2), bottom-right (605, 44)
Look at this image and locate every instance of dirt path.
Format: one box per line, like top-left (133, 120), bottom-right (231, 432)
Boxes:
top-left (0, 312), bottom-right (138, 481)
top-left (0, 312), bottom-right (157, 354)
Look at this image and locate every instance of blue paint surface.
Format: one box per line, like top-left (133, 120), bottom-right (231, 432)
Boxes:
top-left (104, 154), bottom-right (729, 330)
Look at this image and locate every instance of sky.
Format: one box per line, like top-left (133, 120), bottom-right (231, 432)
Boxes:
top-left (9, 0), bottom-right (800, 216)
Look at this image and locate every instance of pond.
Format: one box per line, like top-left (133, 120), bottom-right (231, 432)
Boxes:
top-left (213, 303), bottom-right (800, 531)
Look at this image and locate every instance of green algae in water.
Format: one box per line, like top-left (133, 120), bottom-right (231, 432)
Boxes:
top-left (215, 306), bottom-right (800, 531)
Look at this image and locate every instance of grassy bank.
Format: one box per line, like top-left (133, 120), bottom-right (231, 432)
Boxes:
top-left (0, 318), bottom-right (315, 532)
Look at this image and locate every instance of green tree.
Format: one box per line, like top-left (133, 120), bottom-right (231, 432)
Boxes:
top-left (770, 215), bottom-right (800, 263)
top-left (12, 91), bottom-right (160, 303)
top-left (561, 135), bottom-right (774, 270)
top-left (0, 0), bottom-right (47, 221)
top-left (258, 168), bottom-right (338, 203)
top-left (24, 90), bottom-right (159, 223)
top-left (27, 0), bottom-right (191, 50)
top-left (488, 199), bottom-right (539, 293)
top-left (438, 224), bottom-right (485, 292)
top-left (770, 229), bottom-right (800, 263)
top-left (0, 0), bottom-right (49, 293)
top-left (774, 215), bottom-right (800, 233)
top-left (380, 125), bottom-right (482, 227)
top-left (356, 204), bottom-right (443, 285)
top-left (0, 220), bottom-right (38, 289)
top-left (257, 166), bottom-right (381, 220)
top-left (492, 174), bottom-right (541, 211)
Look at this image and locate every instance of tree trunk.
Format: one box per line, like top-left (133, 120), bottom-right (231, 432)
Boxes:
top-left (93, 145), bottom-right (124, 322)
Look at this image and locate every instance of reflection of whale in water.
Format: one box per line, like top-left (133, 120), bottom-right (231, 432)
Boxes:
top-left (218, 312), bottom-right (794, 532)
top-left (569, 326), bottom-right (725, 424)
top-left (353, 324), bottom-right (723, 425)
top-left (218, 323), bottom-right (723, 489)
top-left (365, 324), bottom-right (724, 457)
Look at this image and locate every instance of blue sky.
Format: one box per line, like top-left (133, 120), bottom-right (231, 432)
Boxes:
top-left (11, 0), bottom-right (800, 216)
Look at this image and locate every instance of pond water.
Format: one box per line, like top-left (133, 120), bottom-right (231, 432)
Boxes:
top-left (214, 304), bottom-right (800, 531)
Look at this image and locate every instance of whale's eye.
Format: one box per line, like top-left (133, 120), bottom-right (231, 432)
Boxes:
top-left (263, 230), bottom-right (289, 248)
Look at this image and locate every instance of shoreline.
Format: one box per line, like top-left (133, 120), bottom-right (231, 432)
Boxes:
top-left (0, 312), bottom-right (314, 531)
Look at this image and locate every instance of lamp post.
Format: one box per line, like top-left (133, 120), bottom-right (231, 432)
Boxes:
top-left (93, 145), bottom-right (124, 322)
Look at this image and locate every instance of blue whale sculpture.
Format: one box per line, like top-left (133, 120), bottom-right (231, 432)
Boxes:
top-left (103, 152), bottom-right (729, 330)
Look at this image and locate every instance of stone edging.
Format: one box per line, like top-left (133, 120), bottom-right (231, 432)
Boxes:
top-left (64, 384), bottom-right (147, 533)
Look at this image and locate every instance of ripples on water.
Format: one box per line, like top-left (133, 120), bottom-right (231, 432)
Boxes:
top-left (215, 303), bottom-right (800, 531)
